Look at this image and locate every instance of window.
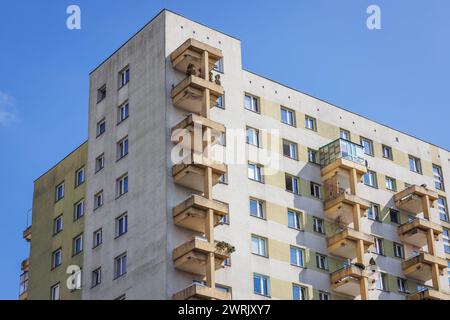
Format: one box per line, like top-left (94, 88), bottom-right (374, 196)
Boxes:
top-left (97, 85), bottom-right (106, 103)
top-left (251, 235), bottom-right (268, 257)
top-left (224, 258), bottom-right (232, 267)
top-left (361, 137), bottom-right (374, 156)
top-left (280, 107), bottom-right (295, 126)
top-left (95, 154), bottom-right (105, 173)
top-left (382, 145), bottom-right (393, 160)
top-left (52, 249), bottom-right (62, 269)
top-left (439, 196), bottom-right (449, 222)
top-left (253, 274), bottom-right (270, 296)
top-left (409, 155), bottom-right (422, 174)
top-left (114, 253), bottom-right (127, 279)
top-left (220, 214), bottom-right (230, 225)
top-left (285, 174), bottom-right (300, 194)
top-left (215, 95), bottom-right (225, 109)
top-left (293, 284), bottom-right (308, 300)
top-left (319, 291), bottom-right (330, 300)
top-left (313, 217), bottom-right (325, 234)
top-left (283, 139), bottom-right (298, 160)
top-left (397, 278), bottom-right (408, 293)
top-left (433, 165), bottom-right (445, 191)
top-left (117, 174), bottom-right (129, 197)
top-left (288, 210), bottom-right (302, 230)
top-left (96, 119), bottom-right (106, 137)
top-left (248, 163), bottom-right (263, 183)
top-left (250, 198), bottom-right (265, 219)
top-left (50, 283), bottom-right (60, 300)
top-left (94, 191), bottom-right (103, 210)
top-left (443, 229), bottom-right (450, 254)
top-left (214, 58), bottom-right (224, 73)
top-left (92, 268), bottom-right (102, 288)
top-left (373, 237), bottom-right (384, 255)
top-left (53, 215), bottom-right (63, 235)
top-left (246, 127), bottom-right (260, 147)
top-left (119, 67), bottom-right (130, 87)
top-left (364, 170), bottom-right (378, 188)
top-left (307, 148), bottom-right (319, 164)
top-left (74, 200), bottom-right (84, 220)
top-left (310, 182), bottom-right (321, 199)
top-left (93, 229), bottom-right (103, 248)
top-left (117, 137), bottom-right (129, 160)
top-left (389, 209), bottom-right (400, 224)
top-left (219, 173), bottom-right (228, 184)
top-left (385, 177), bottom-right (397, 191)
top-left (367, 203), bottom-right (380, 221)
top-left (305, 115), bottom-right (317, 131)
top-left (290, 246), bottom-right (305, 267)
top-left (244, 94), bottom-right (259, 113)
top-left (376, 272), bottom-right (388, 291)
top-left (394, 242), bottom-right (405, 259)
top-left (55, 183), bottom-right (64, 202)
top-left (340, 129), bottom-right (350, 140)
top-left (73, 234), bottom-right (83, 256)
top-left (316, 253), bottom-right (328, 270)
top-left (116, 213), bottom-right (128, 238)
top-left (118, 102), bottom-right (129, 123)
top-left (75, 167), bottom-right (85, 187)
top-left (19, 271), bottom-right (28, 296)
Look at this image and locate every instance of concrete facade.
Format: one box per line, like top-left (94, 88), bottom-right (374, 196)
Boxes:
top-left (23, 9), bottom-right (450, 300)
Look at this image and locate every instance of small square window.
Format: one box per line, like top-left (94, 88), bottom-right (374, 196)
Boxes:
top-left (95, 154), bottom-right (105, 173)
top-left (382, 145), bottom-right (393, 160)
top-left (310, 182), bottom-right (321, 199)
top-left (115, 213), bottom-right (128, 238)
top-left (118, 102), bottom-right (129, 123)
top-left (74, 200), bottom-right (85, 220)
top-left (55, 183), bottom-right (65, 202)
top-left (96, 119), bottom-right (106, 137)
top-left (244, 94), bottom-right (259, 113)
top-left (75, 167), bottom-right (85, 187)
top-left (253, 273), bottom-right (270, 297)
top-left (97, 85), bottom-right (106, 103)
top-left (116, 174), bottom-right (129, 198)
top-left (283, 139), bottom-right (298, 160)
top-left (92, 268), bottom-right (102, 288)
top-left (119, 67), bottom-right (130, 88)
top-left (280, 107), bottom-right (296, 126)
top-left (117, 137), bottom-right (129, 160)
top-left (53, 215), bottom-right (63, 235)
top-left (73, 234), bottom-right (83, 256)
top-left (285, 174), bottom-right (300, 194)
top-left (305, 115), bottom-right (317, 131)
top-left (290, 246), bottom-right (305, 267)
top-left (94, 191), bottom-right (103, 210)
top-left (251, 235), bottom-right (268, 257)
top-left (93, 229), bottom-right (103, 248)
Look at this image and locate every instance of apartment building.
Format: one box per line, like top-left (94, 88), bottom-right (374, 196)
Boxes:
top-left (21, 9), bottom-right (450, 300)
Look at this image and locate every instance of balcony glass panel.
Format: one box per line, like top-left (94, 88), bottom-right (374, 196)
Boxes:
top-left (320, 139), bottom-right (366, 167)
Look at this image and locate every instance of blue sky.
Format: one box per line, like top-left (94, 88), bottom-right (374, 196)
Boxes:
top-left (0, 0), bottom-right (449, 299)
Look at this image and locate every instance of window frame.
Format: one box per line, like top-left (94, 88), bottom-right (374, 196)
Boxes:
top-left (118, 66), bottom-right (130, 88)
top-left (244, 94), bottom-right (260, 113)
top-left (246, 126), bottom-right (261, 148)
top-left (287, 209), bottom-right (302, 230)
top-left (95, 154), bottom-right (105, 173)
top-left (97, 85), bottom-right (106, 103)
top-left (251, 235), bottom-right (268, 258)
top-left (249, 198), bottom-right (265, 220)
top-left (55, 182), bottom-right (65, 202)
top-left (91, 267), bottom-right (102, 288)
top-left (360, 137), bottom-right (374, 156)
top-left (53, 215), bottom-right (63, 235)
top-left (117, 101), bottom-right (130, 124)
top-left (280, 106), bottom-right (296, 127)
top-left (253, 273), bottom-right (270, 297)
top-left (93, 228), bottom-right (103, 249)
top-left (282, 139), bottom-right (298, 160)
top-left (248, 163), bottom-right (264, 183)
top-left (310, 182), bottom-right (322, 199)
top-left (285, 174), bottom-right (300, 195)
top-left (382, 145), bottom-right (393, 160)
top-left (75, 167), bottom-right (85, 187)
top-left (305, 115), bottom-right (317, 131)
top-left (408, 155), bottom-right (422, 174)
top-left (114, 253), bottom-right (127, 280)
top-left (72, 234), bottom-right (83, 256)
top-left (74, 199), bottom-right (85, 221)
top-left (364, 170), bottom-right (378, 188)
top-left (117, 136), bottom-right (129, 161)
top-left (96, 119), bottom-right (106, 137)
top-left (290, 246), bottom-right (305, 268)
top-left (115, 213), bottom-right (129, 239)
top-left (116, 174), bottom-right (129, 198)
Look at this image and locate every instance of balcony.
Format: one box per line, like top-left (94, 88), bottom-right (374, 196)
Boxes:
top-left (173, 284), bottom-right (231, 300)
top-left (170, 38), bottom-right (223, 77)
top-left (394, 185), bottom-right (438, 214)
top-left (402, 252), bottom-right (447, 282)
top-left (172, 114), bottom-right (226, 152)
top-left (173, 237), bottom-right (231, 276)
top-left (408, 288), bottom-right (450, 300)
top-left (21, 258), bottom-right (30, 272)
top-left (320, 139), bottom-right (367, 175)
top-left (172, 153), bottom-right (227, 193)
top-left (327, 228), bottom-right (374, 259)
top-left (324, 192), bottom-right (371, 225)
top-left (23, 226), bottom-right (32, 242)
top-left (399, 218), bottom-right (443, 248)
top-left (171, 75), bottom-right (224, 115)
top-left (330, 264), bottom-right (364, 297)
top-left (173, 195), bottom-right (229, 233)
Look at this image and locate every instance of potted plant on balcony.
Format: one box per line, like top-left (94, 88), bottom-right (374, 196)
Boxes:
top-left (215, 241), bottom-right (235, 255)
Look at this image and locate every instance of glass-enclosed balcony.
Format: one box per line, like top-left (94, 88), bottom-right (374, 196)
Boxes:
top-left (319, 139), bottom-right (366, 171)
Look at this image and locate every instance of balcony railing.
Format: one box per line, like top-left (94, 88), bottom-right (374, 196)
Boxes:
top-left (320, 139), bottom-right (366, 168)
